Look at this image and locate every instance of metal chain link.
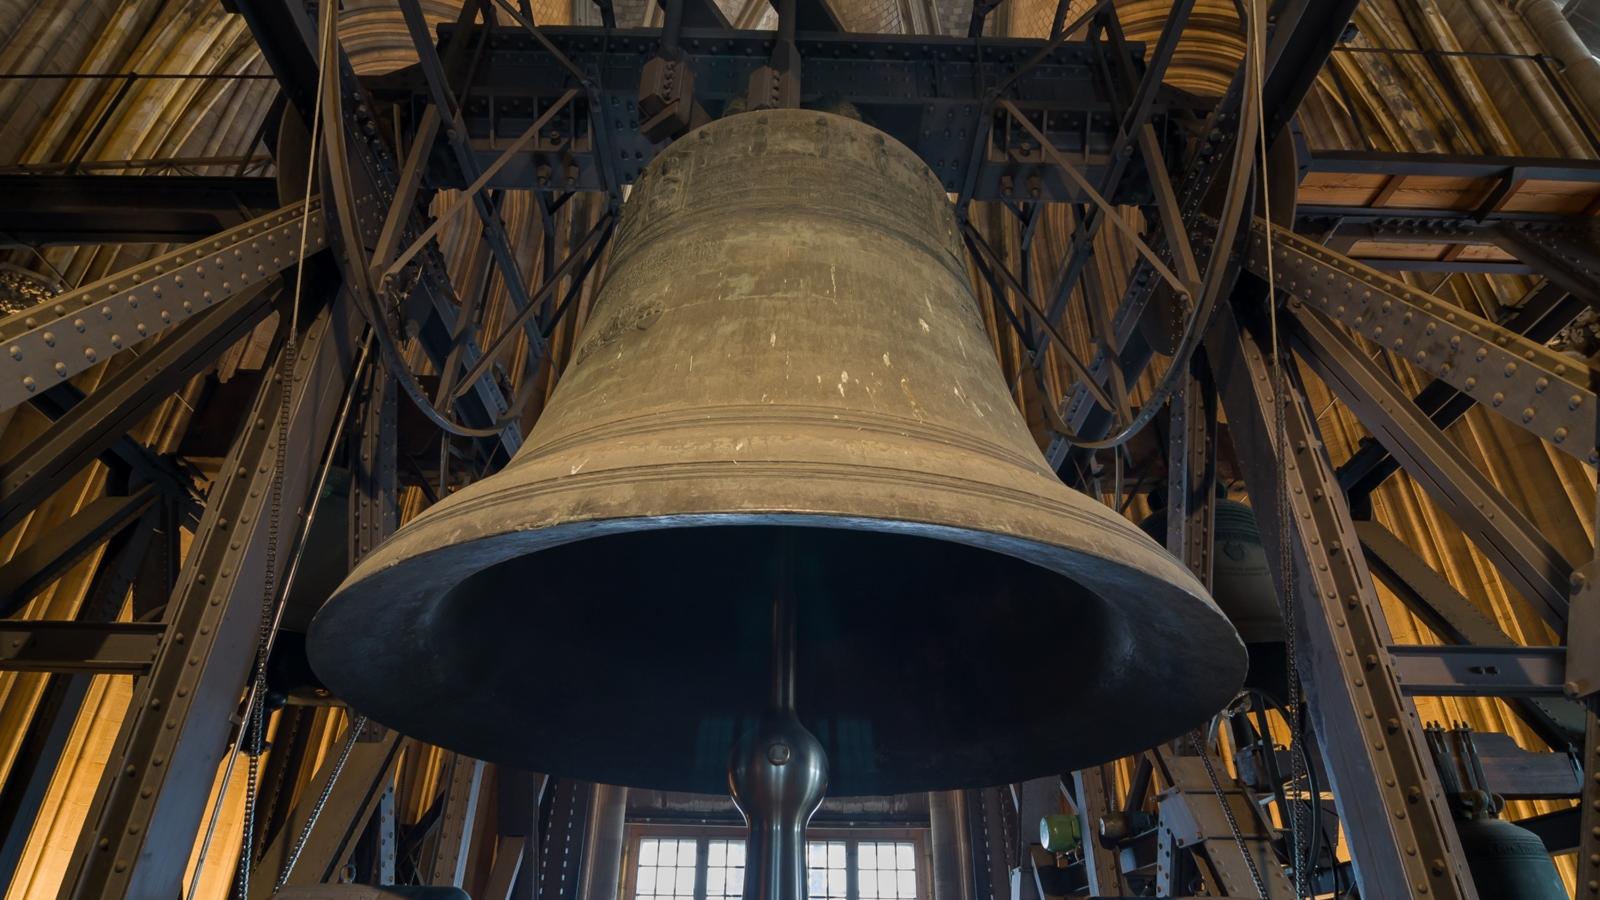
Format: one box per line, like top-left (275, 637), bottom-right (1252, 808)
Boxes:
top-left (274, 714), bottom-right (370, 891)
top-left (237, 335), bottom-right (297, 900)
top-left (1188, 731), bottom-right (1268, 899)
top-left (1273, 311), bottom-right (1311, 900)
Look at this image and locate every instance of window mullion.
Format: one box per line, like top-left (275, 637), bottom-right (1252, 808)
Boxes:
top-left (695, 839), bottom-right (710, 900)
top-left (846, 840), bottom-right (859, 900)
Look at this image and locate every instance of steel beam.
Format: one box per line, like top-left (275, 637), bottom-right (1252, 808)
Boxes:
top-left (0, 518), bottom-right (153, 896)
top-left (1289, 304), bottom-right (1574, 630)
top-left (0, 175), bottom-right (278, 246)
top-left (1576, 711), bottom-right (1599, 899)
top-left (349, 370), bottom-right (397, 566)
top-left (1299, 211), bottom-right (1596, 234)
top-left (1068, 767), bottom-right (1123, 896)
top-left (538, 780), bottom-right (594, 900)
top-left (483, 770), bottom-right (545, 900)
top-left (963, 787), bottom-right (1013, 900)
top-left (574, 785), bottom-right (627, 900)
top-left (1337, 282), bottom-right (1582, 505)
top-left (1150, 748), bottom-right (1291, 897)
top-left (424, 756), bottom-right (485, 888)
top-left (1388, 645), bottom-right (1568, 697)
top-left (254, 358), bottom-right (403, 896)
top-left (1357, 519), bottom-right (1587, 747)
top-left (0, 486), bottom-right (155, 614)
top-left (0, 283), bottom-right (276, 535)
top-left (1491, 223), bottom-right (1600, 312)
top-left (21, 385), bottom-right (201, 527)
top-left (1517, 804), bottom-right (1582, 855)
top-left (1243, 219), bottom-right (1598, 464)
top-left (59, 295), bottom-right (365, 898)
top-left (1163, 357), bottom-right (1216, 583)
top-left (251, 724), bottom-right (406, 895)
top-left (368, 25), bottom-right (1157, 203)
top-left (234, 0), bottom-right (521, 462)
top-left (1206, 300), bottom-right (1476, 899)
top-left (1303, 149), bottom-right (1600, 183)
top-left (0, 201), bottom-right (329, 411)
top-left (0, 621), bottom-right (165, 675)
top-left (1046, 0), bottom-right (1363, 473)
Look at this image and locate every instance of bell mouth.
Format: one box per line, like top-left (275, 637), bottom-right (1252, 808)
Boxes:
top-left (308, 513), bottom-right (1246, 797)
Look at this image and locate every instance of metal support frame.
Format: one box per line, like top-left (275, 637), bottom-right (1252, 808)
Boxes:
top-left (1358, 520), bottom-right (1587, 747)
top-left (961, 787), bottom-right (1014, 900)
top-left (1068, 767), bottom-right (1123, 896)
top-left (235, 0), bottom-right (523, 464)
top-left (395, 0), bottom-right (550, 363)
top-left (1492, 224), bottom-right (1600, 311)
top-left (59, 295), bottom-right (365, 898)
top-left (370, 25), bottom-right (1157, 202)
top-left (0, 175), bottom-right (278, 246)
top-left (482, 770), bottom-right (545, 900)
top-left (1244, 220), bottom-right (1598, 465)
top-left (250, 339), bottom-right (403, 895)
top-left (538, 780), bottom-right (595, 900)
top-left (1164, 357), bottom-right (1216, 581)
top-left (1577, 711), bottom-right (1600, 898)
top-left (17, 384), bottom-right (200, 528)
top-left (0, 621), bottom-right (164, 675)
top-left (1032, 0), bottom-right (1198, 340)
top-left (1388, 645), bottom-right (1569, 697)
top-left (8, 0), bottom-right (1596, 894)
top-left (1149, 747), bottom-right (1291, 897)
top-left (1207, 299), bottom-right (1476, 899)
top-left (0, 486), bottom-right (156, 614)
top-left (0, 282), bottom-right (277, 535)
top-left (1337, 281), bottom-right (1583, 507)
top-left (1046, 0), bottom-right (1363, 475)
top-left (1288, 303), bottom-right (1575, 631)
top-left (423, 756), bottom-right (486, 888)
top-left (251, 724), bottom-right (406, 896)
top-left (0, 518), bottom-right (153, 896)
top-left (0, 201), bottom-right (330, 411)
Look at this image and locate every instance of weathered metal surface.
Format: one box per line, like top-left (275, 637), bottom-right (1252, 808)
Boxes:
top-left (310, 110), bottom-right (1244, 797)
top-left (60, 296), bottom-right (365, 899)
top-left (0, 201), bottom-right (328, 411)
top-left (1207, 301), bottom-right (1476, 899)
top-left (1243, 220), bottom-right (1599, 464)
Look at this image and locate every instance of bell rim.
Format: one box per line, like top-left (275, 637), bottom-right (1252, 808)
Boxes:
top-left (309, 465), bottom-right (1249, 795)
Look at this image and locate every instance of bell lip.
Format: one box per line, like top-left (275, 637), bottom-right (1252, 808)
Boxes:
top-left (309, 487), bottom-right (1249, 795)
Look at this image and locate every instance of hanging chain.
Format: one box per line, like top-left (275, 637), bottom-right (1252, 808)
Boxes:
top-left (237, 333), bottom-right (297, 899)
top-left (274, 714), bottom-right (370, 891)
top-left (1188, 732), bottom-right (1268, 899)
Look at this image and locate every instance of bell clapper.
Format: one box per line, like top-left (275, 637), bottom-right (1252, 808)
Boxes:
top-left (729, 531), bottom-right (828, 900)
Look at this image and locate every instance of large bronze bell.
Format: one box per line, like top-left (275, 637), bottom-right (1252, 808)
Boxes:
top-left (309, 110), bottom-right (1245, 884)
